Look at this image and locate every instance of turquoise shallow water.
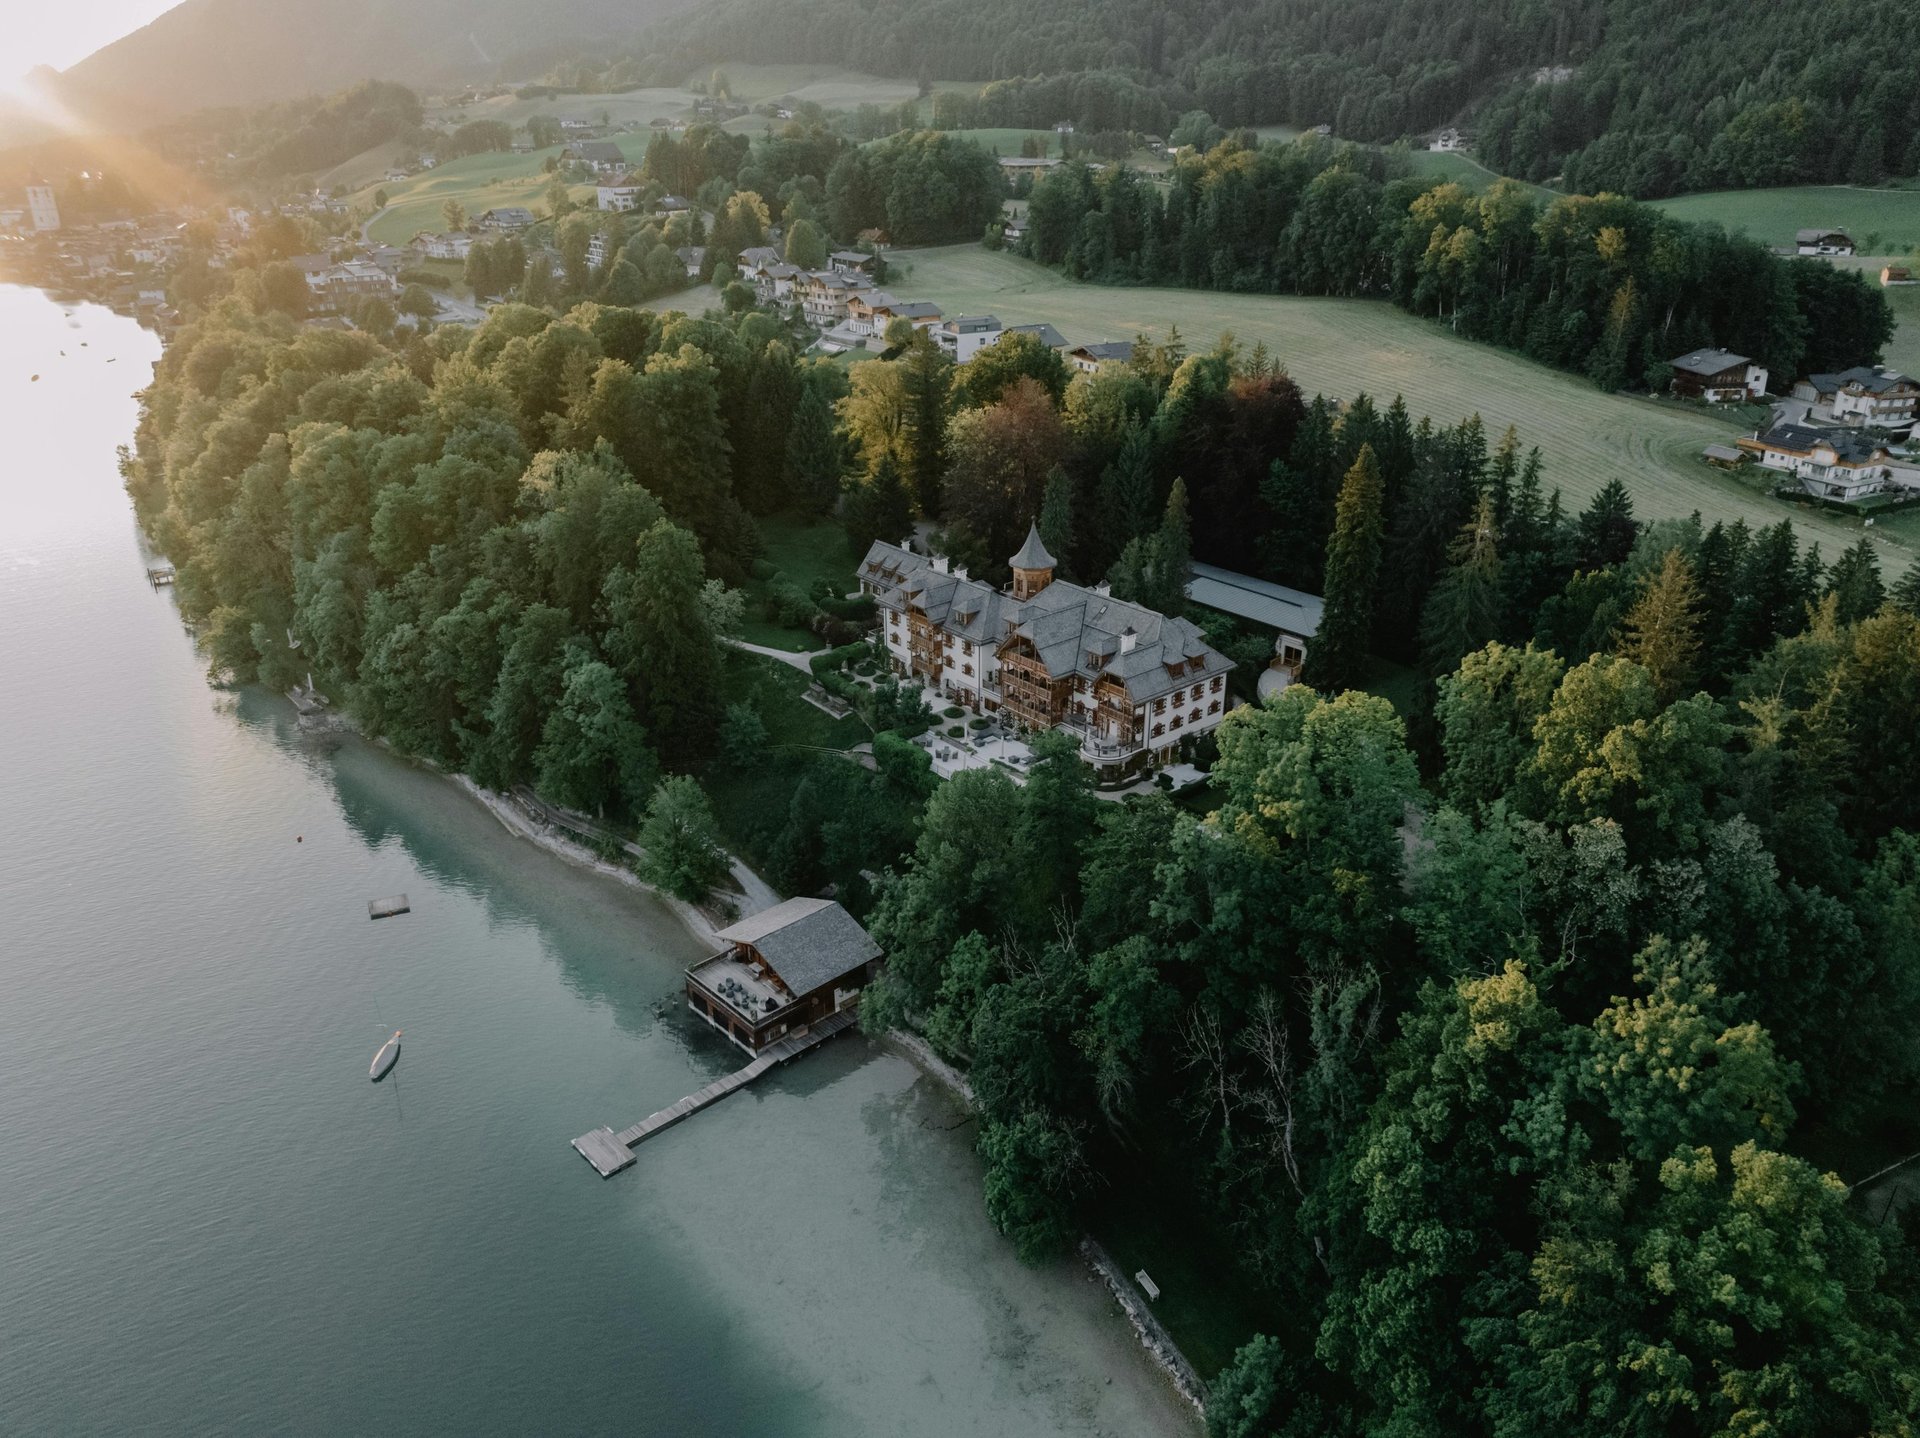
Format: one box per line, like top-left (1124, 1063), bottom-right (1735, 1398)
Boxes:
top-left (0, 287), bottom-right (1192, 1437)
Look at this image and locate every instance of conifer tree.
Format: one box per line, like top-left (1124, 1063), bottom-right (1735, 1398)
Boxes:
top-left (1038, 468), bottom-right (1076, 576)
top-left (1890, 560), bottom-right (1920, 617)
top-left (1303, 444), bottom-right (1385, 692)
top-left (785, 377), bottom-right (843, 517)
top-left (1619, 546), bottom-right (1704, 701)
top-left (1418, 494), bottom-right (1504, 678)
top-left (1827, 537), bottom-right (1884, 625)
top-left (843, 454), bottom-right (913, 557)
top-left (1575, 477), bottom-right (1638, 569)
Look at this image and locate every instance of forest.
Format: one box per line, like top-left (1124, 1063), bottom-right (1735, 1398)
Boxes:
top-left (1019, 139), bottom-right (1894, 392)
top-left (567, 0), bottom-right (1919, 196)
top-left (128, 243), bottom-right (1920, 1431)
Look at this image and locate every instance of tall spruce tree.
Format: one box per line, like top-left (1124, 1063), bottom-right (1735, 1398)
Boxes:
top-left (785, 375), bottom-right (844, 517)
top-left (1037, 467), bottom-right (1076, 576)
top-left (1618, 546), bottom-right (1704, 701)
top-left (1303, 444), bottom-right (1386, 692)
top-left (1418, 494), bottom-right (1505, 679)
top-left (1827, 537), bottom-right (1885, 625)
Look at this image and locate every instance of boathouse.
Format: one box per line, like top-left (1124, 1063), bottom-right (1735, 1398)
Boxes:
top-left (685, 898), bottom-right (882, 1056)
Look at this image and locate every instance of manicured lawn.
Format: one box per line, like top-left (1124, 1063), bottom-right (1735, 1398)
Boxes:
top-left (737, 514), bottom-right (862, 652)
top-left (885, 244), bottom-right (1915, 567)
top-left (1404, 148), bottom-right (1558, 203)
top-left (1651, 185), bottom-right (1920, 254)
top-left (721, 649), bottom-right (865, 749)
top-left (929, 128), bottom-right (1058, 157)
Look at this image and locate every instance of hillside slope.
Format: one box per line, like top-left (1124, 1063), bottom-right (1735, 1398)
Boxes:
top-left (51, 0), bottom-right (691, 127)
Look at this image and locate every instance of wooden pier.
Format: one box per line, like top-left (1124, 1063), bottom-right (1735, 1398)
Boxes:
top-left (146, 566), bottom-right (175, 588)
top-left (572, 1011), bottom-right (857, 1177)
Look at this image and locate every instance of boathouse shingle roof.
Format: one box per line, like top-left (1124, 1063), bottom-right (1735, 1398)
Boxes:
top-left (715, 898), bottom-right (881, 997)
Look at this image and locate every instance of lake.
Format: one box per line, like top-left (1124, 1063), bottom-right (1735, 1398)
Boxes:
top-left (0, 285), bottom-right (1193, 1436)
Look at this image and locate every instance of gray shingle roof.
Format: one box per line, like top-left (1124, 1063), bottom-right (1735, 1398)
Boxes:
top-left (1670, 348), bottom-right (1752, 377)
top-left (715, 898), bottom-right (881, 997)
top-left (1010, 524), bottom-right (1056, 571)
top-left (1806, 366), bottom-right (1915, 395)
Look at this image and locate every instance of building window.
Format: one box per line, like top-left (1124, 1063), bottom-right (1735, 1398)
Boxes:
top-left (1211, 676), bottom-right (1224, 692)
top-left (1190, 709), bottom-right (1202, 723)
top-left (962, 664), bottom-right (973, 676)
top-left (1209, 701), bottom-right (1221, 714)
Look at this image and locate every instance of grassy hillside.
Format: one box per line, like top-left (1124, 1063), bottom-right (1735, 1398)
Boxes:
top-left (1405, 148), bottom-right (1557, 202)
top-left (356, 146), bottom-right (596, 246)
top-left (1650, 186), bottom-right (1920, 254)
top-left (888, 244), bottom-right (1918, 562)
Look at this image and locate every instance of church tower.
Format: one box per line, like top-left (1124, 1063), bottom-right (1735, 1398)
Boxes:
top-left (1008, 523), bottom-right (1057, 601)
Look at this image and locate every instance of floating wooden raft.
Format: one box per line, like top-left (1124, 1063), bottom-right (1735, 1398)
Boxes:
top-left (368, 894), bottom-right (411, 920)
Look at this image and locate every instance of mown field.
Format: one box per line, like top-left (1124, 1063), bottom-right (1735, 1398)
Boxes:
top-left (354, 147), bottom-right (598, 246)
top-left (886, 244), bottom-right (1919, 561)
top-left (1405, 148), bottom-right (1558, 203)
top-left (1651, 185), bottom-right (1920, 254)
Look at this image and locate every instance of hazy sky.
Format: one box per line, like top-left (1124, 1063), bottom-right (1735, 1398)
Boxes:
top-left (12, 0), bottom-right (178, 75)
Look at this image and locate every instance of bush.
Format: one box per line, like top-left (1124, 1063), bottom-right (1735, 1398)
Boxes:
top-left (749, 557), bottom-right (778, 581)
top-left (396, 267), bottom-right (450, 290)
top-left (817, 670), bottom-right (856, 700)
top-left (808, 641), bottom-right (871, 677)
top-left (969, 717), bottom-right (990, 730)
top-left (944, 706), bottom-right (963, 719)
top-left (947, 726), bottom-right (965, 738)
top-left (820, 592), bottom-right (876, 621)
top-left (767, 577), bottom-right (821, 627)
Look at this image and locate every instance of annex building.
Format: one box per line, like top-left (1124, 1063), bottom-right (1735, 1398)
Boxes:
top-left (859, 527), bottom-right (1234, 776)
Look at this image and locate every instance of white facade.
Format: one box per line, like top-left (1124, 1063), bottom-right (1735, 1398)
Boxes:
top-left (934, 315), bottom-right (1004, 362)
top-left (26, 185), bottom-right (59, 232)
top-left (1739, 424), bottom-right (1897, 501)
top-left (597, 186), bottom-right (642, 212)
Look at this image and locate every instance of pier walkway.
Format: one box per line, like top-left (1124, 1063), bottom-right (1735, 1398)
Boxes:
top-left (572, 1011), bottom-right (857, 1177)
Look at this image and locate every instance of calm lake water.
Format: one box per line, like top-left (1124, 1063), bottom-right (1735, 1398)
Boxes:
top-left (0, 286), bottom-right (1192, 1436)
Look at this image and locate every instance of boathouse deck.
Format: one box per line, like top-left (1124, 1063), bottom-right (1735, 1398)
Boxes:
top-left (571, 1010), bottom-right (857, 1177)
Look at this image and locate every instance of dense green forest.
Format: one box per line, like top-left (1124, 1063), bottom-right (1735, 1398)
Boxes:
top-left (562, 0), bottom-right (1920, 197)
top-left (130, 244), bottom-right (1920, 1431)
top-left (1019, 140), bottom-right (1894, 389)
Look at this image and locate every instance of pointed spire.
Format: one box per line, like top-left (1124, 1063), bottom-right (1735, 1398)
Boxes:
top-left (1009, 522), bottom-right (1056, 572)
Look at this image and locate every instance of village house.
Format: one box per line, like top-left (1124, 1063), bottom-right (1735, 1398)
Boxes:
top-left (684, 898), bottom-right (882, 1057)
top-left (653, 194), bottom-right (693, 220)
top-left (860, 528), bottom-right (1235, 777)
top-left (1792, 366), bottom-right (1920, 432)
top-left (1737, 422), bottom-right (1908, 501)
top-left (1882, 265), bottom-right (1916, 287)
top-left (410, 230), bottom-right (471, 260)
top-left (1006, 322), bottom-right (1069, 350)
top-left (997, 156), bottom-right (1061, 177)
top-left (596, 185), bottom-right (643, 212)
top-left (934, 313), bottom-right (1005, 361)
top-left (1068, 340), bottom-right (1134, 374)
top-left (1184, 562), bottom-right (1322, 701)
top-left (828, 250), bottom-right (878, 275)
top-left (1669, 348), bottom-right (1769, 403)
top-left (843, 291), bottom-right (942, 339)
top-left (674, 245), bottom-right (706, 277)
top-left (573, 141), bottom-right (627, 174)
top-left (796, 268), bottom-right (874, 327)
top-left (476, 207), bottom-right (535, 231)
top-left (1428, 128), bottom-right (1468, 152)
top-left (1795, 228), bottom-right (1855, 256)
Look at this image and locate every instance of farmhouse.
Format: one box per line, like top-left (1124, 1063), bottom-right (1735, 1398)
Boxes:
top-left (934, 314), bottom-right (1005, 361)
top-left (860, 528), bottom-right (1235, 776)
top-left (1795, 228), bottom-right (1855, 256)
top-left (1069, 340), bottom-right (1134, 374)
top-left (596, 186), bottom-right (643, 212)
top-left (674, 245), bottom-right (706, 277)
top-left (1669, 349), bottom-right (1768, 403)
top-left (684, 898), bottom-right (882, 1058)
top-left (476, 207), bottom-right (535, 231)
top-left (1736, 423), bottom-right (1901, 501)
top-left (1184, 562), bottom-right (1322, 701)
top-left (1428, 128), bottom-right (1468, 152)
top-left (828, 250), bottom-right (878, 275)
top-left (653, 194), bottom-right (693, 218)
top-left (1792, 366), bottom-right (1919, 432)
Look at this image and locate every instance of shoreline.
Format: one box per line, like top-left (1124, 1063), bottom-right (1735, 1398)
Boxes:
top-left (304, 692), bottom-right (1211, 1423)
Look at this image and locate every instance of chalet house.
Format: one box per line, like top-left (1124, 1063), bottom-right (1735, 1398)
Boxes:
top-left (1669, 348), bottom-right (1768, 403)
top-left (934, 314), bottom-right (1005, 362)
top-left (1428, 128), bottom-right (1468, 152)
top-left (737, 245), bottom-right (781, 270)
top-left (998, 156), bottom-right (1061, 177)
top-left (675, 245), bottom-right (706, 277)
top-left (477, 207), bottom-right (535, 231)
top-left (796, 268), bottom-right (874, 327)
top-left (684, 898), bottom-right (882, 1057)
top-left (1883, 265), bottom-right (1917, 287)
top-left (1792, 366), bottom-right (1920, 431)
top-left (860, 527), bottom-right (1235, 776)
top-left (844, 291), bottom-right (941, 338)
top-left (1795, 228), bottom-right (1855, 256)
top-left (1737, 423), bottom-right (1900, 501)
top-left (828, 250), bottom-right (877, 275)
top-left (749, 261), bottom-right (802, 305)
top-left (1069, 340), bottom-right (1134, 374)
top-left (1184, 562), bottom-right (1322, 700)
top-left (411, 230), bottom-right (471, 260)
top-left (574, 141), bottom-right (627, 174)
top-left (653, 194), bottom-right (693, 219)
top-left (596, 186), bottom-right (642, 212)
